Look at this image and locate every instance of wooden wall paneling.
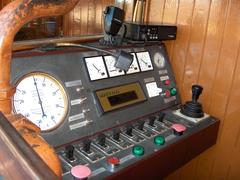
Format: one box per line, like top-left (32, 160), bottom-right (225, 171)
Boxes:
top-left (161, 0), bottom-right (179, 61)
top-left (63, 0), bottom-right (114, 36)
top-left (147, 0), bottom-right (166, 23)
top-left (193, 0), bottom-right (230, 179)
top-left (209, 1), bottom-right (240, 178)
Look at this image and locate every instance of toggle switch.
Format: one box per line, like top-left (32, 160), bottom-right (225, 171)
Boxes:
top-left (148, 116), bottom-right (156, 127)
top-left (125, 125), bottom-right (133, 136)
top-left (113, 129), bottom-right (121, 141)
top-left (97, 134), bottom-right (106, 147)
top-left (137, 120), bottom-right (145, 131)
top-left (65, 145), bottom-right (75, 161)
top-left (82, 139), bottom-right (91, 153)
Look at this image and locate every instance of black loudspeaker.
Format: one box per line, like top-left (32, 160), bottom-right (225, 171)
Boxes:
top-left (103, 6), bottom-right (124, 36)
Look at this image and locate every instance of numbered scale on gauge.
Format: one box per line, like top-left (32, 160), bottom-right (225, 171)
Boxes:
top-left (104, 55), bottom-right (125, 77)
top-left (136, 51), bottom-right (153, 72)
top-left (153, 52), bottom-right (165, 68)
top-left (85, 56), bottom-right (108, 81)
top-left (126, 53), bottom-right (140, 74)
top-left (13, 73), bottom-right (68, 132)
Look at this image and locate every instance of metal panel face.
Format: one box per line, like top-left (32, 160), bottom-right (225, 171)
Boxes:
top-left (11, 44), bottom-right (180, 146)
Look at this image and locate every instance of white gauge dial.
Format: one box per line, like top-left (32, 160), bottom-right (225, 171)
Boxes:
top-left (154, 52), bottom-right (165, 68)
top-left (104, 56), bottom-right (125, 77)
top-left (13, 73), bottom-right (68, 132)
top-left (136, 51), bottom-right (153, 72)
top-left (126, 53), bottom-right (140, 74)
top-left (85, 56), bottom-right (108, 81)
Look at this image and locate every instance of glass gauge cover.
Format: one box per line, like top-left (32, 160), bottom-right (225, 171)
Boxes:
top-left (154, 52), bottom-right (165, 68)
top-left (136, 51), bottom-right (153, 72)
top-left (104, 56), bottom-right (125, 77)
top-left (13, 73), bottom-right (68, 132)
top-left (85, 56), bottom-right (108, 81)
top-left (126, 53), bottom-right (140, 74)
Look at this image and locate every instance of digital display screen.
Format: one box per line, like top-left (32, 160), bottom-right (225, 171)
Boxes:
top-left (108, 91), bottom-right (138, 106)
top-left (95, 82), bottom-right (146, 113)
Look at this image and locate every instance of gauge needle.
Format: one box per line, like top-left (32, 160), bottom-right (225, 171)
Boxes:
top-left (140, 58), bottom-right (148, 66)
top-left (93, 64), bottom-right (101, 73)
top-left (33, 76), bottom-right (47, 118)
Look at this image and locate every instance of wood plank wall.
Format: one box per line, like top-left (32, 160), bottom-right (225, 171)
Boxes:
top-left (63, 0), bottom-right (114, 36)
top-left (145, 0), bottom-right (240, 179)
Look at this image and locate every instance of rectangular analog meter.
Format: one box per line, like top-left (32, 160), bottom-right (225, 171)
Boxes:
top-left (85, 56), bottom-right (108, 81)
top-left (95, 82), bottom-right (146, 113)
top-left (136, 51), bottom-right (153, 72)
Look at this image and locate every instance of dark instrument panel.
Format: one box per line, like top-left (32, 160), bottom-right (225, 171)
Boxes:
top-left (11, 43), bottom-right (219, 179)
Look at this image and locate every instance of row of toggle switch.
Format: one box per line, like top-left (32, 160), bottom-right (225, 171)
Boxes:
top-left (58, 112), bottom-right (187, 179)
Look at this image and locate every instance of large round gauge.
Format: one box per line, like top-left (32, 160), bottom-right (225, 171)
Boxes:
top-left (153, 52), bottom-right (165, 68)
top-left (13, 72), bottom-right (68, 132)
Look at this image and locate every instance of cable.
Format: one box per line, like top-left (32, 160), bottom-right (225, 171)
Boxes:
top-left (56, 43), bottom-right (116, 57)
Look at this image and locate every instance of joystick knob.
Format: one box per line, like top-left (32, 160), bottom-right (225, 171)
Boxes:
top-left (180, 84), bottom-right (204, 118)
top-left (65, 145), bottom-right (75, 161)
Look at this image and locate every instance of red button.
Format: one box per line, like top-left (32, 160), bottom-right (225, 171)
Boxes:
top-left (107, 156), bottom-right (120, 166)
top-left (71, 165), bottom-right (91, 180)
top-left (165, 79), bottom-right (171, 85)
top-left (171, 123), bottom-right (186, 133)
top-left (165, 90), bottom-right (171, 97)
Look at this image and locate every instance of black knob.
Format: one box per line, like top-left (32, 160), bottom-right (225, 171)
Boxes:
top-left (137, 120), bottom-right (145, 131)
top-left (192, 85), bottom-right (203, 103)
top-left (97, 134), bottom-right (106, 147)
top-left (113, 129), bottom-right (121, 141)
top-left (65, 145), bottom-right (75, 161)
top-left (180, 84), bottom-right (204, 118)
top-left (82, 139), bottom-right (91, 153)
top-left (126, 125), bottom-right (133, 136)
top-left (148, 116), bottom-right (156, 127)
top-left (158, 112), bottom-right (165, 122)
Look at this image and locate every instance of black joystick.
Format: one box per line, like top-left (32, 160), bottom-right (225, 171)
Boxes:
top-left (65, 145), bottom-right (75, 161)
top-left (180, 85), bottom-right (204, 118)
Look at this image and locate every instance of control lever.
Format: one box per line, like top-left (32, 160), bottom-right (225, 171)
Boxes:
top-left (65, 145), bottom-right (75, 161)
top-left (158, 112), bottom-right (165, 122)
top-left (148, 116), bottom-right (156, 127)
top-left (125, 125), bottom-right (133, 136)
top-left (137, 120), bottom-right (145, 131)
top-left (180, 85), bottom-right (204, 118)
top-left (97, 134), bottom-right (107, 147)
top-left (113, 129), bottom-right (121, 141)
top-left (82, 139), bottom-right (91, 154)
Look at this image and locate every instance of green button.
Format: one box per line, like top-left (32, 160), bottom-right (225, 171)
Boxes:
top-left (154, 135), bottom-right (165, 145)
top-left (132, 145), bottom-right (145, 156)
top-left (170, 88), bottom-right (177, 96)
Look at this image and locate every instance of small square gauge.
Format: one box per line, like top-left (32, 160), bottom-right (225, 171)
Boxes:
top-left (85, 56), bottom-right (108, 81)
top-left (136, 51), bottom-right (153, 72)
top-left (126, 53), bottom-right (140, 74)
top-left (104, 56), bottom-right (125, 77)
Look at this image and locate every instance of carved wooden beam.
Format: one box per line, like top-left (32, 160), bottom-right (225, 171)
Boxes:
top-left (0, 0), bottom-right (80, 114)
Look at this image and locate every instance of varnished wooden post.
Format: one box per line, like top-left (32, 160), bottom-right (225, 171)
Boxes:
top-left (0, 0), bottom-right (80, 115)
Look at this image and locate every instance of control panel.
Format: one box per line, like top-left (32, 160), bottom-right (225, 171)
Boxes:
top-left (11, 43), bottom-right (219, 179)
